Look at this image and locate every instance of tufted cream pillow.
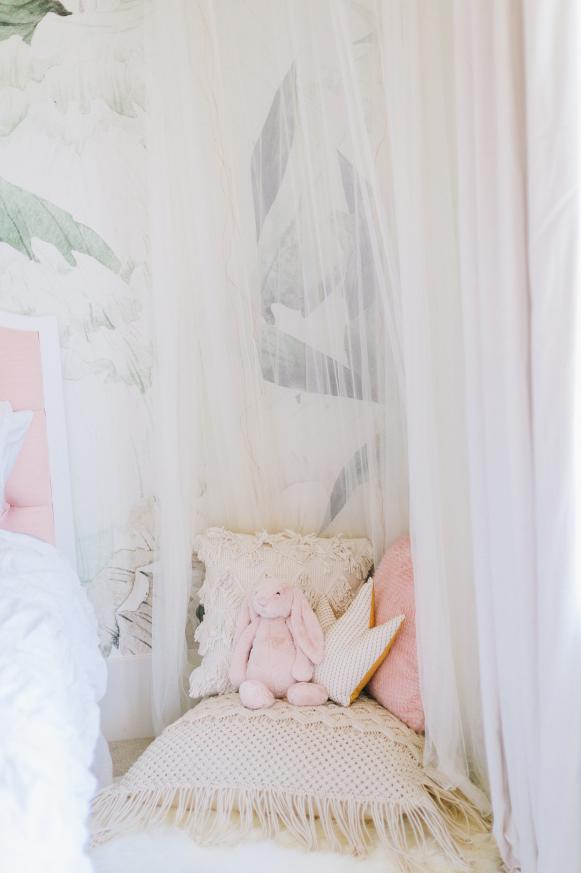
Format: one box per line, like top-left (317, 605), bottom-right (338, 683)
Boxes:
top-left (189, 528), bottom-right (373, 699)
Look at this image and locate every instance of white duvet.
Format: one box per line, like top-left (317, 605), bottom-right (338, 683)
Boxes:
top-left (0, 531), bottom-right (107, 873)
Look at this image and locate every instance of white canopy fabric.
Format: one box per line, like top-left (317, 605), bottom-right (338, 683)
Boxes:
top-left (146, 0), bottom-right (411, 728)
top-left (455, 1), bottom-right (581, 869)
top-left (145, 2), bottom-right (581, 870)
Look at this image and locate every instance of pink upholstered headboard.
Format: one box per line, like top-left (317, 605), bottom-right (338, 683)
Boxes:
top-left (0, 313), bottom-right (76, 566)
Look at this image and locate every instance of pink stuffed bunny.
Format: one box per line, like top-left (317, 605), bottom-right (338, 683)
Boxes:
top-left (228, 580), bottom-right (328, 709)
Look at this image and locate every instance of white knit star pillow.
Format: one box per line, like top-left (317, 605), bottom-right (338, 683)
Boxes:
top-left (315, 582), bottom-right (404, 707)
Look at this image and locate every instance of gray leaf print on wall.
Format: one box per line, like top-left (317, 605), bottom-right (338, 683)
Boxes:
top-left (261, 211), bottom-right (353, 322)
top-left (320, 432), bottom-right (386, 531)
top-left (344, 302), bottom-right (382, 403)
top-left (261, 217), bottom-right (302, 322)
top-left (0, 0), bottom-right (71, 44)
top-left (319, 441), bottom-right (370, 532)
top-left (0, 176), bottom-right (121, 273)
top-left (338, 151), bottom-right (379, 316)
top-left (261, 321), bottom-right (364, 399)
top-left (251, 64), bottom-right (296, 239)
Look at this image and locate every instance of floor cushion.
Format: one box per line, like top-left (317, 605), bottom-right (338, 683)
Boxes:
top-left (92, 694), bottom-right (485, 870)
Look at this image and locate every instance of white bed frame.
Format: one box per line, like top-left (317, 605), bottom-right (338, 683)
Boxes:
top-left (0, 312), bottom-right (77, 567)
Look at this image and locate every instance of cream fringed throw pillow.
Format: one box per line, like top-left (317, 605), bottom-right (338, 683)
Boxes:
top-left (92, 694), bottom-right (487, 869)
top-left (189, 529), bottom-right (373, 699)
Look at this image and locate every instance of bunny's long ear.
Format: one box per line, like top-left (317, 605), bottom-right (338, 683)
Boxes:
top-left (233, 595), bottom-right (258, 645)
top-left (290, 589), bottom-right (325, 665)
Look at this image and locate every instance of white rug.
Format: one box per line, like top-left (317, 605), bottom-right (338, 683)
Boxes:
top-left (90, 826), bottom-right (503, 873)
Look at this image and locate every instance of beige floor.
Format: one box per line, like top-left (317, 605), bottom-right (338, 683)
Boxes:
top-left (109, 737), bottom-right (153, 778)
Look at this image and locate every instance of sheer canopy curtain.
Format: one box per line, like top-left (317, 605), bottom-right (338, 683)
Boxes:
top-left (380, 1), bottom-right (581, 868)
top-left (147, 0), bottom-right (411, 731)
top-left (147, 0), bottom-right (485, 806)
top-left (454, 1), bottom-right (581, 871)
top-left (377, 0), bottom-right (487, 808)
top-left (146, 2), bottom-right (581, 870)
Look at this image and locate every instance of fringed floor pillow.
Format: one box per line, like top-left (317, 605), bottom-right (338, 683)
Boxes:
top-left (92, 694), bottom-right (487, 872)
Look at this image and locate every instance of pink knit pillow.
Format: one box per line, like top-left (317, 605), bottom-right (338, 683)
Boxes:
top-left (367, 536), bottom-right (424, 732)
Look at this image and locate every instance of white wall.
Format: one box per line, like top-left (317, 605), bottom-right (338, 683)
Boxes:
top-left (101, 655), bottom-right (153, 741)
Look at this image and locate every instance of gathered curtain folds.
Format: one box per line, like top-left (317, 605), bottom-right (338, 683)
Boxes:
top-left (146, 2), bottom-right (581, 871)
top-left (147, 0), bottom-right (412, 733)
top-left (454, 1), bottom-right (581, 870)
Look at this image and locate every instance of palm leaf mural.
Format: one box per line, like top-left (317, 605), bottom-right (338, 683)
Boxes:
top-left (320, 434), bottom-right (384, 531)
top-left (319, 442), bottom-right (370, 532)
top-left (260, 217), bottom-right (299, 322)
top-left (337, 151), bottom-right (380, 316)
top-left (344, 303), bottom-right (383, 403)
top-left (0, 0), bottom-right (71, 44)
top-left (0, 176), bottom-right (121, 273)
top-left (251, 64), bottom-right (297, 239)
top-left (261, 211), bottom-right (353, 322)
top-left (337, 152), bottom-right (385, 403)
top-left (353, 32), bottom-right (375, 46)
top-left (261, 322), bottom-right (363, 399)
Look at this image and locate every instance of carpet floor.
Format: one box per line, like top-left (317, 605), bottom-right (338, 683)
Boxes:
top-left (91, 826), bottom-right (503, 873)
top-left (109, 738), bottom-right (153, 779)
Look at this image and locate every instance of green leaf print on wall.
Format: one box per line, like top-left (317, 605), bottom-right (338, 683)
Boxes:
top-left (0, 0), bottom-right (71, 44)
top-left (0, 176), bottom-right (121, 273)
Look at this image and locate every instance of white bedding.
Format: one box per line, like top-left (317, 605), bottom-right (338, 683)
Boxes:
top-left (0, 530), bottom-right (108, 873)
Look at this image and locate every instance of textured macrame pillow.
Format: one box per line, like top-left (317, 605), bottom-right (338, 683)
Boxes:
top-left (92, 694), bottom-right (485, 870)
top-left (367, 537), bottom-right (425, 732)
top-left (189, 528), bottom-right (373, 699)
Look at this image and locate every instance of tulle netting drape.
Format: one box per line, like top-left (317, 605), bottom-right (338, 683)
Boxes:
top-left (146, 0), bottom-right (483, 805)
top-left (146, 4), bottom-right (581, 871)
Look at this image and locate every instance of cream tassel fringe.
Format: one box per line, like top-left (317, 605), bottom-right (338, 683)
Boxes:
top-left (92, 773), bottom-right (488, 873)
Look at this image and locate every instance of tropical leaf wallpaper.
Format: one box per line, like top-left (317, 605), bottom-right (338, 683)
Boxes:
top-left (0, 0), bottom-right (405, 656)
top-left (251, 63), bottom-right (296, 240)
top-left (0, 175), bottom-right (121, 271)
top-left (0, 0), bottom-right (154, 657)
top-left (250, 40), bottom-right (391, 532)
top-left (0, 0), bottom-right (71, 45)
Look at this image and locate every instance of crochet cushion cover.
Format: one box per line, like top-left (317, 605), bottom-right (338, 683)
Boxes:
top-left (315, 582), bottom-right (404, 706)
top-left (189, 529), bottom-right (373, 699)
top-left (92, 694), bottom-right (484, 870)
top-left (368, 536), bottom-right (425, 732)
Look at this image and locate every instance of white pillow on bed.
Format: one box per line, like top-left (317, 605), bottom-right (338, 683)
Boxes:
top-left (0, 401), bottom-right (33, 513)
